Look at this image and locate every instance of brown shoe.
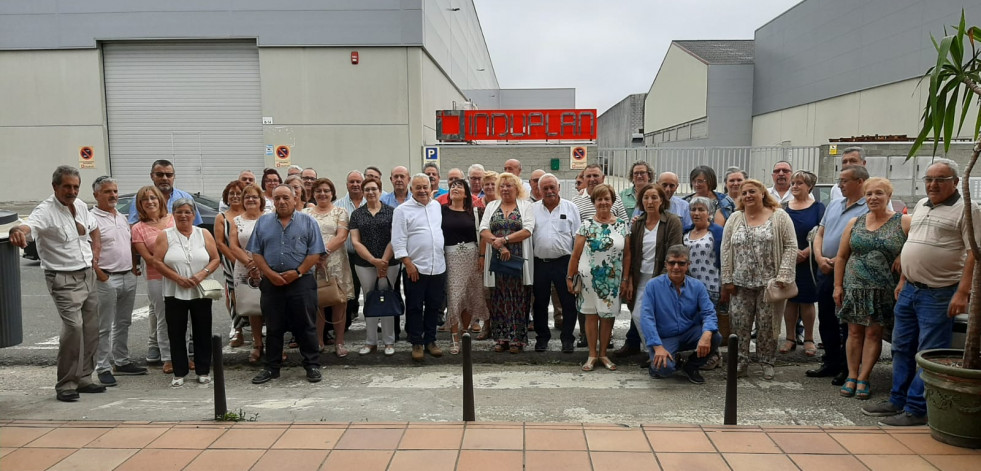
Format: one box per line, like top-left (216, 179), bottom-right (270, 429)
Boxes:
top-left (613, 344), bottom-right (641, 358)
top-left (162, 361), bottom-right (173, 374)
top-left (553, 314), bottom-right (563, 330)
top-left (476, 323), bottom-right (491, 340)
top-left (411, 345), bottom-right (424, 362)
top-left (426, 342), bottom-right (443, 357)
top-left (229, 330), bottom-right (245, 348)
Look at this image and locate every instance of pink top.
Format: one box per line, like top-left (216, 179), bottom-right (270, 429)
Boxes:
top-left (131, 215), bottom-right (175, 280)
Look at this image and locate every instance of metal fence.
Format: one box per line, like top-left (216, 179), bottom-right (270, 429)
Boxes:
top-left (597, 146), bottom-right (823, 194)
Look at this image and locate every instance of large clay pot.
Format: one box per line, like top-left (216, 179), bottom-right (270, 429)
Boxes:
top-left (915, 348), bottom-right (981, 449)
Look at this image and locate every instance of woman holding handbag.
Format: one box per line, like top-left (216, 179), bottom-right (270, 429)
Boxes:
top-left (479, 172), bottom-right (535, 353)
top-left (721, 179), bottom-right (798, 380)
top-left (151, 199), bottom-right (220, 387)
top-left (350, 177), bottom-right (400, 357)
top-left (442, 178), bottom-right (490, 354)
top-left (229, 183), bottom-right (270, 364)
top-left (304, 178), bottom-right (356, 356)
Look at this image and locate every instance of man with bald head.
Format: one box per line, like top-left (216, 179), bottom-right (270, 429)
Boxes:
top-left (219, 170), bottom-right (258, 211)
top-left (529, 169), bottom-right (545, 202)
top-left (657, 172), bottom-right (692, 229)
top-left (381, 166), bottom-right (410, 207)
top-left (504, 159), bottom-right (533, 197)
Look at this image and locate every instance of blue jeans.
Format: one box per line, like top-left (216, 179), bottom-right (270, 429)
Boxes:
top-left (403, 271), bottom-right (446, 346)
top-left (889, 282), bottom-right (956, 417)
top-left (649, 324), bottom-right (722, 377)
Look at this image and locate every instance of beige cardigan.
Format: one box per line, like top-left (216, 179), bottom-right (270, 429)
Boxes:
top-left (479, 198), bottom-right (536, 287)
top-left (720, 208), bottom-right (797, 288)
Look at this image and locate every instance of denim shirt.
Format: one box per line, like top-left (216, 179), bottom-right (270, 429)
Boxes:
top-left (639, 274), bottom-right (718, 348)
top-left (246, 211), bottom-right (325, 274)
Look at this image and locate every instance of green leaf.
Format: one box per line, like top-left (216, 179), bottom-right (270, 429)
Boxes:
top-left (957, 81), bottom-right (974, 137)
top-left (933, 87), bottom-right (949, 155)
top-left (943, 86), bottom-right (959, 151)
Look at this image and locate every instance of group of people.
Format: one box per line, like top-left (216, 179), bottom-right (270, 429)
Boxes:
top-left (11, 148), bottom-right (974, 429)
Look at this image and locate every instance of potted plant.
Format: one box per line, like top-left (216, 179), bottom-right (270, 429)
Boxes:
top-left (909, 11), bottom-right (981, 449)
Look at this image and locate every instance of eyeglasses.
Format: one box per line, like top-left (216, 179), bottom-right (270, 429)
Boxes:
top-left (772, 169), bottom-right (791, 174)
top-left (301, 176), bottom-right (316, 181)
top-left (153, 172), bottom-right (174, 178)
top-left (632, 171), bottom-right (650, 177)
top-left (923, 176), bottom-right (956, 184)
top-left (692, 179), bottom-right (707, 185)
top-left (665, 261), bottom-right (689, 267)
top-left (837, 178), bottom-right (856, 184)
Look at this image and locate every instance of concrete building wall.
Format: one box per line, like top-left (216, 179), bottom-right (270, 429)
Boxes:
top-left (467, 88), bottom-right (576, 110)
top-left (421, 0), bottom-right (498, 91)
top-left (644, 45), bottom-right (708, 134)
top-left (704, 64), bottom-right (754, 146)
top-left (753, 0), bottom-right (981, 116)
top-left (597, 94), bottom-right (646, 149)
top-left (0, 49), bottom-right (109, 202)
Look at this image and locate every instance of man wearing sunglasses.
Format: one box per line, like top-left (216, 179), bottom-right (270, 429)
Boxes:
top-left (126, 159), bottom-right (202, 226)
top-left (638, 244), bottom-right (721, 384)
top-left (768, 161), bottom-right (795, 204)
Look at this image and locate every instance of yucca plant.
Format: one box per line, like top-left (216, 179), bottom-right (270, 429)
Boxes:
top-left (909, 11), bottom-right (981, 369)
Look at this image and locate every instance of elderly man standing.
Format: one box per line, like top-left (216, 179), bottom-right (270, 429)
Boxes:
top-left (9, 166), bottom-right (106, 401)
top-left (218, 169), bottom-right (257, 211)
top-left (620, 161), bottom-right (653, 217)
top-left (769, 161), bottom-right (794, 204)
top-left (248, 185), bottom-right (325, 384)
top-left (336, 170), bottom-right (366, 330)
top-left (808, 165), bottom-right (869, 384)
top-left (468, 164), bottom-right (486, 199)
top-left (424, 163), bottom-right (448, 198)
top-left (656, 172), bottom-right (693, 229)
top-left (531, 173), bottom-right (581, 353)
top-left (393, 174), bottom-right (446, 361)
top-left (90, 176), bottom-right (147, 387)
top-left (640, 245), bottom-right (722, 384)
top-left (504, 159), bottom-right (533, 196)
top-left (863, 159), bottom-right (980, 426)
top-left (573, 164), bottom-right (627, 221)
top-left (529, 169), bottom-right (546, 202)
top-left (381, 166), bottom-right (411, 207)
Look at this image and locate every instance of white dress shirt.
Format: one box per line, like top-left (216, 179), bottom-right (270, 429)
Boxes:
top-left (90, 207), bottom-right (132, 272)
top-left (23, 195), bottom-right (98, 271)
top-left (392, 196), bottom-right (446, 276)
top-left (531, 199), bottom-right (581, 259)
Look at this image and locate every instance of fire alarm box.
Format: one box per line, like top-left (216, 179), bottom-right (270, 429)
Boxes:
top-left (351, 51), bottom-right (359, 65)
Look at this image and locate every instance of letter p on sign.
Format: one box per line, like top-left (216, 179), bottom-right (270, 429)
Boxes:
top-left (424, 146), bottom-right (439, 161)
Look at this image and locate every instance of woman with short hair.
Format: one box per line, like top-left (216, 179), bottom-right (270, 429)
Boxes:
top-left (782, 170), bottom-right (825, 356)
top-left (260, 168), bottom-right (281, 209)
top-left (684, 165), bottom-right (736, 225)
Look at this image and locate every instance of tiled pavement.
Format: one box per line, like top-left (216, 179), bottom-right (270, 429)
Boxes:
top-left (1, 420), bottom-right (980, 470)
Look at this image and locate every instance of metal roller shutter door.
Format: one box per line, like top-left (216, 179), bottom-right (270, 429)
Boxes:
top-left (104, 41), bottom-right (263, 196)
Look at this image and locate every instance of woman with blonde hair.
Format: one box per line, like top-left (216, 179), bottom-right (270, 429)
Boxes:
top-left (721, 178), bottom-right (797, 380)
top-left (480, 172), bottom-right (535, 353)
top-left (130, 185), bottom-right (177, 373)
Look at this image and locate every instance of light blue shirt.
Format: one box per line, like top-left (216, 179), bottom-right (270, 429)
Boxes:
top-left (380, 191), bottom-right (410, 208)
top-left (127, 187), bottom-right (203, 226)
top-left (246, 211), bottom-right (325, 274)
top-left (819, 196), bottom-right (868, 258)
top-left (335, 193), bottom-right (366, 254)
top-left (639, 275), bottom-right (718, 348)
top-left (667, 196), bottom-right (693, 229)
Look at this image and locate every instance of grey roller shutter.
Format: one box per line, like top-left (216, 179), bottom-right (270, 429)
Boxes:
top-left (104, 41), bottom-right (263, 196)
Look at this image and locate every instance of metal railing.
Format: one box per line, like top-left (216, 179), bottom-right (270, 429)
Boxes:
top-left (597, 146), bottom-right (823, 194)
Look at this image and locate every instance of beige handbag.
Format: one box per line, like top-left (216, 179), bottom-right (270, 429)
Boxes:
top-left (764, 279), bottom-right (798, 303)
top-left (316, 264), bottom-right (345, 308)
top-left (197, 279), bottom-right (223, 300)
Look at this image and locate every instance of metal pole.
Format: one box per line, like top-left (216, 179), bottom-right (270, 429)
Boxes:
top-left (211, 335), bottom-right (227, 420)
top-left (724, 334), bottom-right (738, 425)
top-left (462, 332), bottom-right (475, 422)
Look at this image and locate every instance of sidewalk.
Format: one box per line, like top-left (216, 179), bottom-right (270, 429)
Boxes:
top-left (1, 420), bottom-right (978, 470)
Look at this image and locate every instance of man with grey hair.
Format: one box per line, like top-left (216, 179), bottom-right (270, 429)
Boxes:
top-left (468, 164), bottom-right (486, 198)
top-left (90, 176), bottom-right (147, 386)
top-left (423, 162), bottom-right (448, 198)
top-left (531, 173), bottom-right (581, 352)
top-left (769, 161), bottom-right (794, 204)
top-left (219, 169), bottom-right (258, 211)
top-left (864, 159), bottom-right (981, 426)
top-left (656, 172), bottom-right (692, 229)
top-left (830, 147), bottom-right (878, 202)
top-left (529, 169), bottom-right (546, 202)
top-left (8, 166), bottom-right (106, 401)
top-left (287, 164), bottom-right (303, 177)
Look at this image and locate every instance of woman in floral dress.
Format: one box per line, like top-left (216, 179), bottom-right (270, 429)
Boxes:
top-left (567, 184), bottom-right (632, 372)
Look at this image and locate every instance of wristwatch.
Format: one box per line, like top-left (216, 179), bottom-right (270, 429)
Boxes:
top-left (504, 235), bottom-right (510, 244)
top-left (295, 269), bottom-right (303, 277)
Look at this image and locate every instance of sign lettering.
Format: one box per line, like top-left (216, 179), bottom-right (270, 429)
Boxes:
top-left (437, 109), bottom-right (597, 142)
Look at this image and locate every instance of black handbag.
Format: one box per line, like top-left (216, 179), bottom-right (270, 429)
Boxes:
top-left (489, 252), bottom-right (524, 278)
top-left (363, 276), bottom-right (404, 318)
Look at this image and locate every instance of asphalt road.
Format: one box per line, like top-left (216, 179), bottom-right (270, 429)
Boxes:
top-left (0, 250), bottom-right (901, 427)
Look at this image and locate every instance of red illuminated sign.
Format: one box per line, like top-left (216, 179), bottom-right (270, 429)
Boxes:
top-left (437, 109), bottom-right (597, 142)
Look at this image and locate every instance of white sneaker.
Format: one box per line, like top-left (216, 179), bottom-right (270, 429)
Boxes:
top-left (358, 345), bottom-right (375, 355)
top-left (197, 375), bottom-right (211, 384)
top-left (384, 345), bottom-right (396, 356)
top-left (171, 377), bottom-right (184, 387)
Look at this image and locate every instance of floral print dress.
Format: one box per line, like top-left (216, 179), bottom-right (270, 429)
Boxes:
top-left (576, 218), bottom-right (630, 318)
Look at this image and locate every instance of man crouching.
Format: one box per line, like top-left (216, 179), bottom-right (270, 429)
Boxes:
top-left (639, 244), bottom-right (722, 384)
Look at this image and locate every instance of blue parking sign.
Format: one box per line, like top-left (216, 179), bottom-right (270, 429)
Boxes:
top-left (424, 146), bottom-right (439, 160)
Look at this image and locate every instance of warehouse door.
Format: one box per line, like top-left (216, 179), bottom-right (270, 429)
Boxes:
top-left (103, 41), bottom-right (263, 196)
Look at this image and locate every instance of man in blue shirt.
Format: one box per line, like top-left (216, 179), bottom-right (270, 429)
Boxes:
top-left (247, 185), bottom-right (325, 384)
top-left (639, 245), bottom-right (721, 384)
top-left (127, 159), bottom-right (203, 226)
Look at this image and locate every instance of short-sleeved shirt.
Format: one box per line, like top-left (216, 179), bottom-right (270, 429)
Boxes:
top-left (901, 193), bottom-right (981, 287)
top-left (131, 215), bottom-right (175, 280)
top-left (127, 187), bottom-right (203, 226)
top-left (23, 195), bottom-right (98, 271)
top-left (246, 211), bottom-right (325, 274)
top-left (348, 204), bottom-right (395, 267)
top-left (820, 196), bottom-right (868, 258)
top-left (90, 207), bottom-right (132, 272)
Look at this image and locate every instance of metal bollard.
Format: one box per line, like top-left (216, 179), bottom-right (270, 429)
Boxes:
top-left (462, 332), bottom-right (475, 421)
top-left (211, 335), bottom-right (227, 420)
top-left (724, 334), bottom-right (738, 425)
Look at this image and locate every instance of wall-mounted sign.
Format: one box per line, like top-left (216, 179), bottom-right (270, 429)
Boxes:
top-left (829, 144), bottom-right (838, 155)
top-left (423, 146), bottom-right (439, 161)
top-left (436, 109), bottom-right (598, 142)
top-left (275, 145), bottom-right (291, 168)
top-left (570, 146), bottom-right (587, 170)
top-left (79, 146), bottom-right (95, 169)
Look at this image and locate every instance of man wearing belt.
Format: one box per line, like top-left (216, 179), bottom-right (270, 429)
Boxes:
top-left (90, 176), bottom-right (147, 387)
top-left (863, 159), bottom-right (981, 426)
top-left (531, 174), bottom-right (581, 353)
top-left (248, 185), bottom-right (325, 384)
top-left (8, 166), bottom-right (106, 402)
top-left (809, 165), bottom-right (869, 384)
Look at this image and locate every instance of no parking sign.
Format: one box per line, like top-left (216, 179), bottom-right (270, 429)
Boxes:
top-left (570, 146), bottom-right (587, 169)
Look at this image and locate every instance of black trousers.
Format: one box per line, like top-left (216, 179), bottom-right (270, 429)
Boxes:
top-left (164, 297), bottom-right (212, 378)
top-left (817, 272), bottom-right (846, 369)
top-left (260, 276), bottom-right (320, 371)
top-left (533, 256), bottom-right (578, 344)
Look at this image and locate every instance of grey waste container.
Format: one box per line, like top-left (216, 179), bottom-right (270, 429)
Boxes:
top-left (0, 209), bottom-right (23, 347)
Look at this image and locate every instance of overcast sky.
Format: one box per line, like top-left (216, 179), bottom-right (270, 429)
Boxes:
top-left (473, 0), bottom-right (802, 114)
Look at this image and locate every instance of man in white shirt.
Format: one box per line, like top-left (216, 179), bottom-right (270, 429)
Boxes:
top-left (90, 176), bottom-right (147, 387)
top-left (392, 174), bottom-right (446, 361)
top-left (531, 174), bottom-right (581, 353)
top-left (768, 161), bottom-right (794, 204)
top-left (8, 166), bottom-right (105, 402)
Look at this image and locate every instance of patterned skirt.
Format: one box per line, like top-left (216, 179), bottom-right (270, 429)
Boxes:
top-left (490, 274), bottom-right (531, 346)
top-left (445, 243), bottom-right (490, 329)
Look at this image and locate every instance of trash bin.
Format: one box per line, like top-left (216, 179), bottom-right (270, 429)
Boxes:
top-left (0, 209), bottom-right (23, 347)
